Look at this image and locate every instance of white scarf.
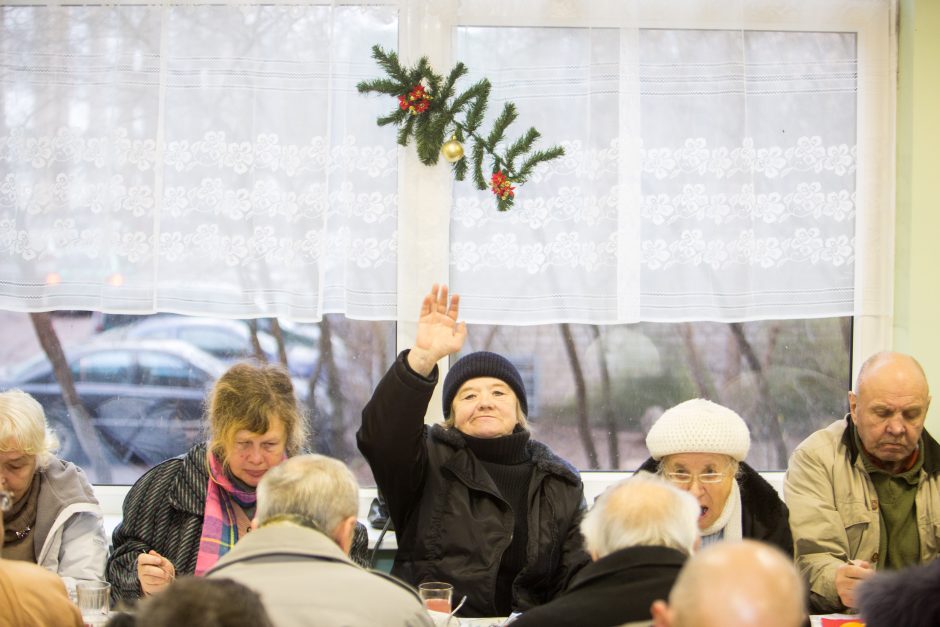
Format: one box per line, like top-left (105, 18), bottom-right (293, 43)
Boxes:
top-left (701, 478), bottom-right (742, 542)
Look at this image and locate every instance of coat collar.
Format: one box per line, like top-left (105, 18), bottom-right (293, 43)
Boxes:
top-left (840, 413), bottom-right (940, 475)
top-left (206, 522), bottom-right (353, 576)
top-left (430, 424), bottom-right (581, 486)
top-left (568, 545), bottom-right (687, 591)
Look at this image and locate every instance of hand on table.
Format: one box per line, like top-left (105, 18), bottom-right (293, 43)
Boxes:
top-left (137, 550), bottom-right (176, 597)
top-left (835, 558), bottom-right (874, 609)
top-left (407, 284), bottom-right (467, 377)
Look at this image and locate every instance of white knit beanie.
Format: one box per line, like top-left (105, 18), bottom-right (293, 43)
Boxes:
top-left (645, 398), bottom-right (751, 461)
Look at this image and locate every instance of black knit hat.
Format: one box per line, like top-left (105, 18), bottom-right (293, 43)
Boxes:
top-left (442, 351), bottom-right (528, 418)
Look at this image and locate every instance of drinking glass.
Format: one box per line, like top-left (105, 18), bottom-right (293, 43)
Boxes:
top-left (76, 580), bottom-right (110, 626)
top-left (418, 581), bottom-right (453, 614)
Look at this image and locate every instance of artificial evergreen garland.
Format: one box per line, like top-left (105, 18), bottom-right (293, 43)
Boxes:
top-left (357, 45), bottom-right (565, 212)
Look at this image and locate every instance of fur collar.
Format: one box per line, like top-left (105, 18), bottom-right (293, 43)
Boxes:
top-left (430, 424), bottom-right (581, 486)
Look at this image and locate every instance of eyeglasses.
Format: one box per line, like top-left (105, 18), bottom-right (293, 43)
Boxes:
top-left (0, 490), bottom-right (12, 512)
top-left (665, 471), bottom-right (729, 485)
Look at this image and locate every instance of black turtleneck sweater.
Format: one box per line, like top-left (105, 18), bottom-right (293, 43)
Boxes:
top-left (463, 428), bottom-right (534, 615)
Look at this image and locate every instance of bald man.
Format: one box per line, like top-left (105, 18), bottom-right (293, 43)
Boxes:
top-left (785, 351), bottom-right (940, 613)
top-left (650, 539), bottom-right (805, 627)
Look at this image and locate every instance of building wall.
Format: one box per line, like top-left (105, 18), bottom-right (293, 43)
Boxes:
top-left (896, 0), bottom-right (940, 435)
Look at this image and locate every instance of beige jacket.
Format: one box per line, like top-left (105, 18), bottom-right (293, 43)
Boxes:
top-left (206, 522), bottom-right (432, 627)
top-left (784, 417), bottom-right (940, 613)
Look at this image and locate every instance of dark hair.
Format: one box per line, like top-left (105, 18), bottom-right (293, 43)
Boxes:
top-left (858, 559), bottom-right (940, 627)
top-left (207, 361), bottom-right (308, 466)
top-left (136, 577), bottom-right (273, 627)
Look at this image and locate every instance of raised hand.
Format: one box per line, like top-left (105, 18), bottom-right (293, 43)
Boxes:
top-left (137, 550), bottom-right (176, 597)
top-left (407, 284), bottom-right (467, 376)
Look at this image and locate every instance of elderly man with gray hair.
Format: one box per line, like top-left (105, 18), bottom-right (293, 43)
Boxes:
top-left (511, 473), bottom-right (700, 627)
top-left (206, 454), bottom-right (431, 627)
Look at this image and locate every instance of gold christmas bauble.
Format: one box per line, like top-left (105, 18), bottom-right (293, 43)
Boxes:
top-left (441, 137), bottom-right (465, 163)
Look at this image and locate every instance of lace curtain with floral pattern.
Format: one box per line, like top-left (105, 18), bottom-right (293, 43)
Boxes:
top-left (0, 1), bottom-right (894, 326)
top-left (450, 25), bottom-right (864, 323)
top-left (0, 3), bottom-right (399, 320)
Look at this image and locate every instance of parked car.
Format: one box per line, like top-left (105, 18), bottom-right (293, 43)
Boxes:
top-left (0, 340), bottom-right (228, 466)
top-left (108, 316), bottom-right (320, 378)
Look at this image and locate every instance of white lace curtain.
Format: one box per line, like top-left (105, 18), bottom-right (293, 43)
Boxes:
top-left (0, 0), bottom-right (896, 327)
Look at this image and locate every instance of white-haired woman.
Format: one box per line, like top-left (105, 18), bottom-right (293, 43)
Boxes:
top-left (638, 398), bottom-right (792, 554)
top-left (0, 389), bottom-right (107, 591)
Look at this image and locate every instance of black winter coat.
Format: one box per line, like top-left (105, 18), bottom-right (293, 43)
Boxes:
top-left (510, 545), bottom-right (687, 627)
top-left (638, 456), bottom-right (793, 556)
top-left (107, 443), bottom-right (369, 604)
top-left (357, 351), bottom-right (590, 618)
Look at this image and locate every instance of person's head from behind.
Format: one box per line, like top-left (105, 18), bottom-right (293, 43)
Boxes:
top-left (857, 559), bottom-right (940, 627)
top-left (0, 389), bottom-right (59, 504)
top-left (254, 453), bottom-right (359, 554)
top-left (850, 351), bottom-right (931, 471)
top-left (651, 539), bottom-right (805, 627)
top-left (442, 351), bottom-right (529, 438)
top-left (580, 472), bottom-right (700, 561)
top-left (135, 577), bottom-right (273, 627)
top-left (646, 398), bottom-right (750, 531)
top-left (208, 361), bottom-right (308, 487)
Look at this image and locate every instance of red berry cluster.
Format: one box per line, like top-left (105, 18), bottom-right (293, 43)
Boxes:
top-left (398, 84), bottom-right (432, 115)
top-left (490, 170), bottom-right (516, 200)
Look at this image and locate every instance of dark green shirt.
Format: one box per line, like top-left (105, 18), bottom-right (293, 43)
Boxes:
top-left (857, 430), bottom-right (923, 570)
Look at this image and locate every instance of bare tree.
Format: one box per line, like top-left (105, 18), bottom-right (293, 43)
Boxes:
top-left (268, 318), bottom-right (289, 366)
top-left (560, 323), bottom-right (598, 469)
top-left (729, 322), bottom-right (788, 466)
top-left (246, 320), bottom-right (268, 363)
top-left (28, 313), bottom-right (112, 482)
top-left (589, 325), bottom-right (619, 468)
top-left (680, 323), bottom-right (720, 400)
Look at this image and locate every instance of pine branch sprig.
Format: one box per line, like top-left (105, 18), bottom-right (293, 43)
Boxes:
top-left (357, 44), bottom-right (564, 211)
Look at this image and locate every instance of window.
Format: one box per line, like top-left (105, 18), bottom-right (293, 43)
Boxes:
top-left (0, 1), bottom-right (895, 483)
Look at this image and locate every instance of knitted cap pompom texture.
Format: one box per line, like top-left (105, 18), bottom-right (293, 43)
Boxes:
top-left (442, 351), bottom-right (528, 417)
top-left (645, 398), bottom-right (751, 461)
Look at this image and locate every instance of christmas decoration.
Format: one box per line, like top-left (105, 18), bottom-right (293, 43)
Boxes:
top-left (357, 45), bottom-right (564, 211)
top-left (441, 136), bottom-right (465, 163)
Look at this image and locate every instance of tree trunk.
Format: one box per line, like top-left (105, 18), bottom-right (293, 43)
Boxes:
top-left (246, 320), bottom-right (268, 363)
top-left (680, 323), bottom-right (720, 400)
top-left (729, 322), bottom-right (788, 466)
top-left (268, 318), bottom-right (289, 367)
top-left (28, 313), bottom-right (112, 482)
top-left (318, 316), bottom-right (348, 459)
top-left (590, 325), bottom-right (619, 468)
top-left (559, 323), bottom-right (598, 469)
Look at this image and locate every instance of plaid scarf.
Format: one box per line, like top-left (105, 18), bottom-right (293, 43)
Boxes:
top-left (193, 451), bottom-right (257, 576)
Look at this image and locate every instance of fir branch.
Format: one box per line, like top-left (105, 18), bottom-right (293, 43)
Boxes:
top-left (462, 80), bottom-right (491, 132)
top-left (486, 103), bottom-right (518, 150)
top-left (505, 128), bottom-right (540, 166)
top-left (471, 142), bottom-right (487, 190)
top-left (358, 44), bottom-right (564, 211)
top-left (515, 145), bottom-right (566, 182)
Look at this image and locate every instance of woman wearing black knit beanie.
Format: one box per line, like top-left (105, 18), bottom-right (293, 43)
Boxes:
top-left (357, 284), bottom-right (589, 619)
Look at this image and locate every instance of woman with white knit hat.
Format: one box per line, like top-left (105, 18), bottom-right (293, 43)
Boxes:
top-left (638, 398), bottom-right (792, 554)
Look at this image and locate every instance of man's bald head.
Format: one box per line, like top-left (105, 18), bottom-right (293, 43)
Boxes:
top-left (652, 540), bottom-right (805, 627)
top-left (849, 351), bottom-right (932, 469)
top-left (854, 352), bottom-right (928, 396)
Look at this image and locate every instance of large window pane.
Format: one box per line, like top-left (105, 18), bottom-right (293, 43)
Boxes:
top-left (0, 310), bottom-right (393, 484)
top-left (454, 318), bottom-right (851, 470)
